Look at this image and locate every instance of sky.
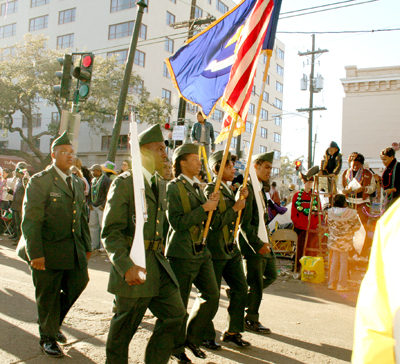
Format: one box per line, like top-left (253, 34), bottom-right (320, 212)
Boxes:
top-left (267, 0), bottom-right (400, 164)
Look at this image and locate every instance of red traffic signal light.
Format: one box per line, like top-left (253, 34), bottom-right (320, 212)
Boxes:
top-left (295, 160), bottom-right (302, 171)
top-left (72, 53), bottom-right (94, 100)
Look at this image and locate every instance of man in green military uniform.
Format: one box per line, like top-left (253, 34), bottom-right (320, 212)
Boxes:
top-left (203, 151), bottom-right (251, 348)
top-left (102, 124), bottom-right (185, 364)
top-left (239, 151), bottom-right (277, 334)
top-left (166, 143), bottom-right (220, 363)
top-left (18, 131), bottom-right (91, 358)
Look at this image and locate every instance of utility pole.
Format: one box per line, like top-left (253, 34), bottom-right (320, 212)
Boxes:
top-left (297, 34), bottom-right (328, 169)
top-left (107, 0), bottom-right (147, 162)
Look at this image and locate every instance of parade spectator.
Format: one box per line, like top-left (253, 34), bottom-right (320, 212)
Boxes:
top-left (342, 152), bottom-right (376, 256)
top-left (10, 162), bottom-right (29, 243)
top-left (319, 141), bottom-right (342, 177)
top-left (239, 151), bottom-right (277, 334)
top-left (120, 159), bottom-right (131, 173)
top-left (71, 166), bottom-right (90, 196)
top-left (101, 124), bottom-right (185, 364)
top-left (157, 158), bottom-right (173, 181)
top-left (0, 168), bottom-right (12, 210)
top-left (378, 147), bottom-right (400, 211)
top-left (327, 195), bottom-right (361, 292)
top-left (88, 164), bottom-right (111, 251)
top-left (191, 111), bottom-right (215, 158)
top-left (291, 173), bottom-right (319, 268)
top-left (17, 131), bottom-right (91, 358)
top-left (81, 165), bottom-right (92, 186)
top-left (270, 181), bottom-right (281, 217)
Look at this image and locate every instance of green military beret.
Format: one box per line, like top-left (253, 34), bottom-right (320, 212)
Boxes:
top-left (172, 143), bottom-right (199, 162)
top-left (138, 124), bottom-right (164, 146)
top-left (51, 131), bottom-right (72, 150)
top-left (209, 151), bottom-right (231, 169)
top-left (252, 151), bottom-right (274, 164)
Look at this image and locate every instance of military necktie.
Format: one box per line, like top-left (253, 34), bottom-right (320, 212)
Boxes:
top-left (66, 176), bottom-right (74, 196)
top-left (151, 175), bottom-right (158, 201)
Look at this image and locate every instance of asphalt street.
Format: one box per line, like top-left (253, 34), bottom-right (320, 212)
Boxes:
top-left (0, 236), bottom-right (357, 364)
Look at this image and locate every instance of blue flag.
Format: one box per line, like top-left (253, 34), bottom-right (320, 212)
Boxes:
top-left (262, 0), bottom-right (282, 50)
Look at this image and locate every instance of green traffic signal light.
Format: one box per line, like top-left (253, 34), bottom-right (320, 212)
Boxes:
top-left (53, 54), bottom-right (73, 99)
top-left (72, 54), bottom-right (94, 101)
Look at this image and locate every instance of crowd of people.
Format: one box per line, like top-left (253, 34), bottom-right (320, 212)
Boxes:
top-left (5, 126), bottom-right (399, 363)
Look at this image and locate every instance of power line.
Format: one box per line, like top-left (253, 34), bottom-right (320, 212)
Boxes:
top-left (277, 27), bottom-right (400, 34)
top-left (280, 0), bottom-right (363, 15)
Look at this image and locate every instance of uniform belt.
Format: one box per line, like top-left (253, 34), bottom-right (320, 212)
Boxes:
top-left (144, 239), bottom-right (163, 251)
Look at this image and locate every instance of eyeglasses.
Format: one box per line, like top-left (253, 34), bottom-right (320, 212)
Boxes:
top-left (56, 151), bottom-right (76, 157)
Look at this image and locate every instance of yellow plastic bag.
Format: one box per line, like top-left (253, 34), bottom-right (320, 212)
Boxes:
top-left (299, 256), bottom-right (325, 283)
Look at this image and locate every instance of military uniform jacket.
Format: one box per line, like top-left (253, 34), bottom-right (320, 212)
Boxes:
top-left (101, 171), bottom-right (178, 298)
top-left (165, 174), bottom-right (211, 260)
top-left (239, 181), bottom-right (272, 258)
top-left (204, 180), bottom-right (241, 260)
top-left (18, 166), bottom-right (91, 270)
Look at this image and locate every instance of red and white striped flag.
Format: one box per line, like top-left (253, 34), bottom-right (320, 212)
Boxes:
top-left (216, 0), bottom-right (274, 144)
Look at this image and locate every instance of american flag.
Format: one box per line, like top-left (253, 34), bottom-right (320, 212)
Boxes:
top-left (216, 0), bottom-right (274, 144)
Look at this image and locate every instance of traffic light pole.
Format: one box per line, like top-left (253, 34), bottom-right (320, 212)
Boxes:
top-left (107, 0), bottom-right (147, 162)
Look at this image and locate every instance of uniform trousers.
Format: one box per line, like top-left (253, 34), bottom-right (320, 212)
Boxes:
top-left (106, 261), bottom-right (185, 364)
top-left (31, 263), bottom-right (89, 340)
top-left (204, 253), bottom-right (248, 339)
top-left (169, 255), bottom-right (219, 355)
top-left (243, 255), bottom-right (277, 322)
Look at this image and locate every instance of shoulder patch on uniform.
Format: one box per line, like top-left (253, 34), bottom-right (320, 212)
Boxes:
top-left (32, 169), bottom-right (50, 179)
top-left (120, 171), bottom-right (131, 179)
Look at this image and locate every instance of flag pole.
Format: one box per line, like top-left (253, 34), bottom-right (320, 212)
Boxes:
top-left (202, 115), bottom-right (238, 244)
top-left (233, 50), bottom-right (272, 238)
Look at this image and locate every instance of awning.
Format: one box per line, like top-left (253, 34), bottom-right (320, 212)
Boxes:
top-left (0, 155), bottom-right (35, 172)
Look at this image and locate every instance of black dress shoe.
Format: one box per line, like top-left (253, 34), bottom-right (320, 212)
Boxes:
top-left (185, 341), bottom-right (206, 359)
top-left (202, 339), bottom-right (221, 350)
top-left (245, 320), bottom-right (272, 334)
top-left (173, 352), bottom-right (192, 363)
top-left (39, 340), bottom-right (64, 358)
top-left (221, 332), bottom-right (251, 347)
top-left (55, 331), bottom-right (67, 344)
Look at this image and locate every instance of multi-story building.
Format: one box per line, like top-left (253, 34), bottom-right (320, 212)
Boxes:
top-left (0, 0), bottom-right (284, 175)
top-left (341, 65), bottom-right (400, 173)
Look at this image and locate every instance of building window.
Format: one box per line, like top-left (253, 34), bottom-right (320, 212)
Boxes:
top-left (272, 167), bottom-right (280, 176)
top-left (110, 0), bottom-right (135, 12)
top-left (31, 0), bottom-right (48, 7)
top-left (244, 140), bottom-right (250, 149)
top-left (249, 103), bottom-right (255, 115)
top-left (163, 62), bottom-right (171, 78)
top-left (22, 115), bottom-right (42, 128)
top-left (273, 133), bottom-right (281, 143)
top-left (57, 34), bottom-right (74, 49)
top-left (263, 91), bottom-right (269, 103)
top-left (276, 81), bottom-right (283, 93)
top-left (166, 11), bottom-right (175, 25)
top-left (266, 75), bottom-right (270, 85)
top-left (194, 6), bottom-right (203, 18)
top-left (277, 64), bottom-right (284, 77)
top-left (277, 48), bottom-right (284, 60)
top-left (0, 46), bottom-right (15, 61)
top-left (143, 0), bottom-right (148, 12)
top-left (130, 80), bottom-right (144, 94)
top-left (275, 98), bottom-right (282, 110)
top-left (165, 37), bottom-right (174, 53)
top-left (107, 49), bottom-right (128, 64)
top-left (162, 89), bottom-right (171, 104)
top-left (51, 112), bottom-right (59, 124)
top-left (134, 50), bottom-right (145, 67)
top-left (252, 85), bottom-right (256, 95)
top-left (170, 0), bottom-right (176, 3)
top-left (21, 139), bottom-right (40, 152)
top-left (139, 24), bottom-right (147, 40)
top-left (259, 145), bottom-right (267, 153)
top-left (245, 122), bottom-right (253, 133)
top-left (102, 135), bottom-right (129, 151)
top-left (0, 141), bottom-right (9, 148)
top-left (263, 54), bottom-right (268, 64)
top-left (59, 8), bottom-right (75, 24)
top-left (186, 103), bottom-right (198, 114)
top-left (260, 127), bottom-right (267, 138)
top-left (230, 137), bottom-right (237, 148)
top-left (216, 0), bottom-right (228, 13)
top-left (274, 116), bottom-right (282, 126)
top-left (109, 21), bottom-right (134, 40)
top-left (261, 109), bottom-right (268, 120)
top-left (0, 23), bottom-right (16, 38)
top-left (208, 0), bottom-right (211, 4)
top-left (29, 15), bottom-right (49, 31)
top-left (211, 109), bottom-right (223, 122)
top-left (1, 0), bottom-right (17, 16)
top-left (274, 150), bottom-right (281, 160)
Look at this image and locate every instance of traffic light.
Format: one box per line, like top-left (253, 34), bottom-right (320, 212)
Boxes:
top-left (72, 53), bottom-right (94, 101)
top-left (295, 160), bottom-right (302, 171)
top-left (54, 54), bottom-right (73, 99)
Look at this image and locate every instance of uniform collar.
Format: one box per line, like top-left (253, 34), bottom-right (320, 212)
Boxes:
top-left (142, 166), bottom-right (155, 186)
top-left (53, 164), bottom-right (72, 185)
